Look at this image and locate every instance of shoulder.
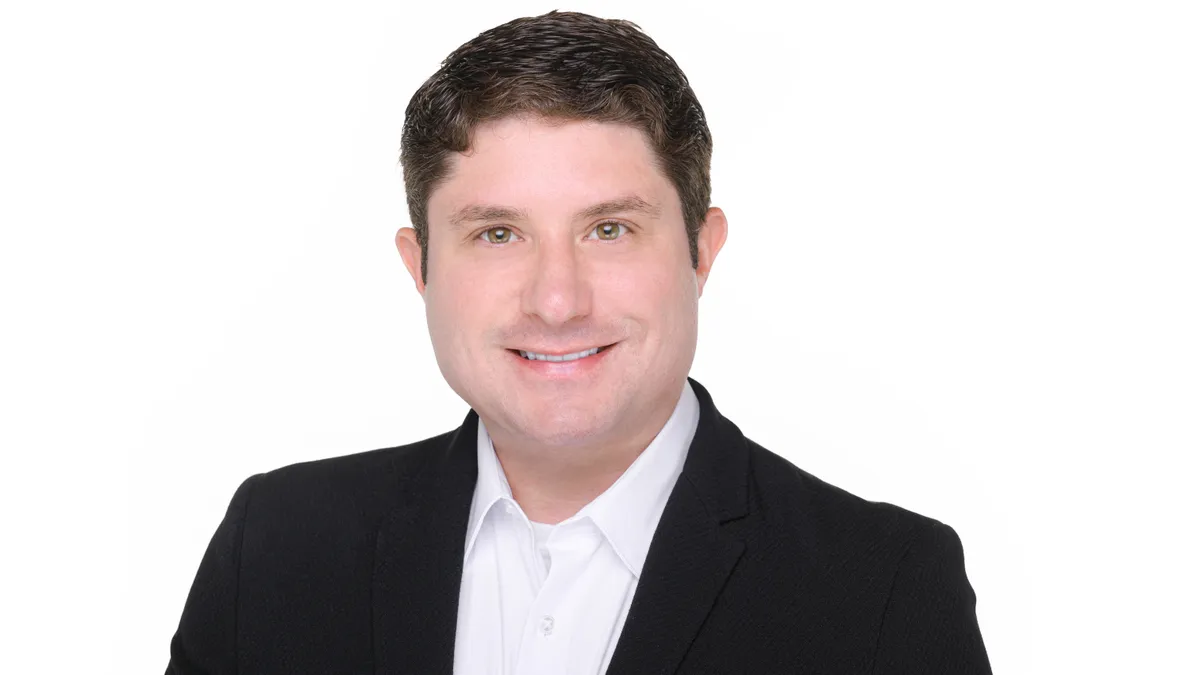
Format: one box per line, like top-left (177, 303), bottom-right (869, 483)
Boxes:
top-left (680, 433), bottom-right (988, 669)
top-left (742, 437), bottom-right (955, 560)
top-left (230, 428), bottom-right (457, 527)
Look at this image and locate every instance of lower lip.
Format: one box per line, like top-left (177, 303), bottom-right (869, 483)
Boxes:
top-left (508, 344), bottom-right (617, 379)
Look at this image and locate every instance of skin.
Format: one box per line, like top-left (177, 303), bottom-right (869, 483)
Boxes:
top-left (396, 116), bottom-right (727, 524)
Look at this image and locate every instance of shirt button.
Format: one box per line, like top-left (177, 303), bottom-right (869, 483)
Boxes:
top-left (539, 615), bottom-right (555, 636)
top-left (504, 503), bottom-right (514, 515)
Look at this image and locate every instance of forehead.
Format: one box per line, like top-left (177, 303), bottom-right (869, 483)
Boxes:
top-left (426, 116), bottom-right (679, 223)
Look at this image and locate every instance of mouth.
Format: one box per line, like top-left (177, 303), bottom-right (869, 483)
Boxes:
top-left (508, 343), bottom-right (617, 363)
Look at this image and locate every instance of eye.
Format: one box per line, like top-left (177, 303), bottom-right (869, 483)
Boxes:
top-left (589, 221), bottom-right (628, 241)
top-left (479, 227), bottom-right (516, 245)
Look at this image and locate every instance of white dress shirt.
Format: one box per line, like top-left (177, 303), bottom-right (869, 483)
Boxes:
top-left (452, 381), bottom-right (701, 675)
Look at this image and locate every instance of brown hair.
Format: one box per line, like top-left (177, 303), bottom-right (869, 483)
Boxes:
top-left (400, 10), bottom-right (713, 283)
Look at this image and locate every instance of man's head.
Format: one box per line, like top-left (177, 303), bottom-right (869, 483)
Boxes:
top-left (395, 11), bottom-right (727, 453)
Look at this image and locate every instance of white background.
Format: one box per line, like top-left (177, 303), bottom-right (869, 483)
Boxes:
top-left (1, 1), bottom-right (1197, 672)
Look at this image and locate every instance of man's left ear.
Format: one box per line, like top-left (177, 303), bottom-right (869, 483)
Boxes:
top-left (695, 206), bottom-right (728, 297)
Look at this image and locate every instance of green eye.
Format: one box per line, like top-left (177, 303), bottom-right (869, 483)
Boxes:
top-left (591, 221), bottom-right (628, 241)
top-left (481, 227), bottom-right (514, 244)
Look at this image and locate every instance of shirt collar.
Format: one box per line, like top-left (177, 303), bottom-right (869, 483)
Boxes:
top-left (462, 381), bottom-right (701, 579)
top-left (462, 418), bottom-right (515, 560)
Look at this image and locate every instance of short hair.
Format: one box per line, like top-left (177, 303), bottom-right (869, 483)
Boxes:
top-left (400, 10), bottom-right (713, 283)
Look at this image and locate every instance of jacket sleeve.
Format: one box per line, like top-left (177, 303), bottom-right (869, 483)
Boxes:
top-left (870, 521), bottom-right (992, 674)
top-left (165, 474), bottom-right (261, 675)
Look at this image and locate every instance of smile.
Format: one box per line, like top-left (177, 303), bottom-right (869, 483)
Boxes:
top-left (516, 345), bottom-right (609, 362)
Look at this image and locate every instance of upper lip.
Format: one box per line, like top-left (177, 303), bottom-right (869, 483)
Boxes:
top-left (509, 343), bottom-right (614, 355)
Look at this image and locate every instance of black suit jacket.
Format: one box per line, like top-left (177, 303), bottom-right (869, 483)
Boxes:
top-left (167, 379), bottom-right (991, 674)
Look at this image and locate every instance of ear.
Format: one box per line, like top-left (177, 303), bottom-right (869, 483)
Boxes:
top-left (695, 207), bottom-right (728, 297)
top-left (394, 227), bottom-right (426, 296)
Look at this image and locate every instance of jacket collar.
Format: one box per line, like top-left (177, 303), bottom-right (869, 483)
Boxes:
top-left (371, 377), bottom-right (750, 675)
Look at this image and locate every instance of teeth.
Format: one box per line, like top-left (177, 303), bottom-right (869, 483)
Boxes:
top-left (519, 347), bottom-right (601, 362)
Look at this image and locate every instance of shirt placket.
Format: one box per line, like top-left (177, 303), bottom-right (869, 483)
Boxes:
top-left (513, 520), bottom-right (602, 675)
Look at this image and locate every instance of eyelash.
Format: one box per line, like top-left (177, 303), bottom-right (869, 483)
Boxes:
top-left (476, 221), bottom-right (630, 245)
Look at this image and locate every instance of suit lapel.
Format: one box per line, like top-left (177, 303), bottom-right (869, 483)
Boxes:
top-left (605, 379), bottom-right (751, 675)
top-left (372, 412), bottom-right (479, 675)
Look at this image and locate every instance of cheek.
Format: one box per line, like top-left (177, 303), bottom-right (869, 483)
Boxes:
top-left (424, 257), bottom-right (520, 355)
top-left (596, 253), bottom-right (698, 336)
top-left (424, 268), bottom-right (483, 356)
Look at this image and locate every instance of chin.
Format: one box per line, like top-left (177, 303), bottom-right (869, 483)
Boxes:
top-left (507, 403), bottom-right (619, 448)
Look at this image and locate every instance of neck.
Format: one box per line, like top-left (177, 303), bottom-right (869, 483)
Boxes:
top-left (486, 400), bottom-right (679, 525)
top-left (496, 446), bottom-right (635, 524)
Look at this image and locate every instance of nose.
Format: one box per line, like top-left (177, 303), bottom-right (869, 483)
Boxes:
top-left (520, 236), bottom-right (592, 326)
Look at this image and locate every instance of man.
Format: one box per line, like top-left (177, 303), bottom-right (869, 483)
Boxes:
top-left (167, 10), bottom-right (990, 674)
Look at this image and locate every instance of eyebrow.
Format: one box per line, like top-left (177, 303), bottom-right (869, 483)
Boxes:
top-left (448, 204), bottom-right (530, 230)
top-left (576, 195), bottom-right (662, 221)
top-left (447, 195), bottom-right (661, 229)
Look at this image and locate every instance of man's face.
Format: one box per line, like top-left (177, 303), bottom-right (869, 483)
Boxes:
top-left (397, 116), bottom-right (725, 451)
